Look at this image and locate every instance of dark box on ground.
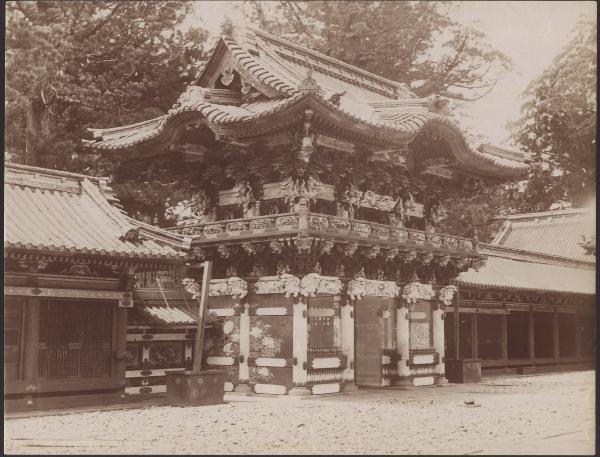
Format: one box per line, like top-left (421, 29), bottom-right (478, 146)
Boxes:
top-left (445, 359), bottom-right (482, 383)
top-left (166, 370), bottom-right (225, 406)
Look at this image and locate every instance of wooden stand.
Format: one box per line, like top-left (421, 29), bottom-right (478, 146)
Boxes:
top-left (445, 358), bottom-right (482, 383)
top-left (166, 261), bottom-right (225, 406)
top-left (166, 370), bottom-right (225, 406)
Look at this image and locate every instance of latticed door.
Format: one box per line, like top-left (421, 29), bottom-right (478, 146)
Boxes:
top-left (354, 297), bottom-right (385, 387)
top-left (38, 300), bottom-right (113, 378)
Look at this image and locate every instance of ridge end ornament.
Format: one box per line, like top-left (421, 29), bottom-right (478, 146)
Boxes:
top-left (298, 67), bottom-right (320, 93)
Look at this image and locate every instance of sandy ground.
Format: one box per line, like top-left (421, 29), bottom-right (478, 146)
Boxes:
top-left (4, 371), bottom-right (595, 455)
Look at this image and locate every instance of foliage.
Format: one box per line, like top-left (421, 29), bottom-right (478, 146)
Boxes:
top-left (244, 1), bottom-right (512, 101)
top-left (510, 17), bottom-right (596, 209)
top-left (5, 1), bottom-right (208, 170)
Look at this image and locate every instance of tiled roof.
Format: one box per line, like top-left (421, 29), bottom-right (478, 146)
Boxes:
top-left (492, 208), bottom-right (595, 262)
top-left (4, 163), bottom-right (186, 261)
top-left (85, 28), bottom-right (529, 177)
top-left (455, 254), bottom-right (595, 295)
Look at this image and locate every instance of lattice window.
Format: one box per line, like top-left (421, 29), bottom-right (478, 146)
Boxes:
top-left (409, 300), bottom-right (433, 350)
top-left (217, 204), bottom-right (242, 220)
top-left (38, 300), bottom-right (113, 378)
top-left (312, 199), bottom-right (337, 216)
top-left (260, 198), bottom-right (288, 215)
top-left (4, 299), bottom-right (23, 381)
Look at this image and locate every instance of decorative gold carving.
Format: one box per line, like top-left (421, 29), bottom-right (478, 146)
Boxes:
top-left (300, 274), bottom-right (343, 297)
top-left (298, 68), bottom-right (319, 92)
top-left (347, 271), bottom-right (400, 301)
top-left (309, 215), bottom-right (329, 230)
top-left (401, 282), bottom-right (435, 305)
top-left (208, 277), bottom-right (248, 299)
top-left (344, 242), bottom-right (359, 257)
top-left (438, 285), bottom-right (457, 306)
top-left (275, 215), bottom-right (299, 227)
top-left (220, 67), bottom-right (235, 86)
top-left (226, 221), bottom-right (247, 232)
top-left (269, 240), bottom-right (284, 254)
top-left (249, 218), bottom-right (274, 230)
top-left (218, 245), bottom-right (231, 259)
top-left (295, 236), bottom-right (313, 254)
top-left (204, 223), bottom-right (225, 235)
top-left (255, 274), bottom-right (301, 298)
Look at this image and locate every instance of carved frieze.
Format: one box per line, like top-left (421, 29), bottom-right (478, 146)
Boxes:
top-left (249, 218), bottom-right (275, 230)
top-left (255, 274), bottom-right (301, 298)
top-left (204, 223), bottom-right (225, 235)
top-left (300, 273), bottom-right (343, 297)
top-left (275, 215), bottom-right (299, 227)
top-left (226, 221), bottom-right (247, 232)
top-left (347, 270), bottom-right (400, 301)
top-left (351, 222), bottom-right (370, 234)
top-left (401, 282), bottom-right (435, 305)
top-left (209, 277), bottom-right (248, 299)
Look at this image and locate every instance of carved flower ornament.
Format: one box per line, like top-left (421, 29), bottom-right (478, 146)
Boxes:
top-left (438, 285), bottom-right (458, 306)
top-left (401, 282), bottom-right (435, 305)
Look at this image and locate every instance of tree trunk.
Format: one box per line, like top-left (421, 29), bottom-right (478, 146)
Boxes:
top-left (25, 97), bottom-right (44, 166)
top-left (25, 89), bottom-right (56, 166)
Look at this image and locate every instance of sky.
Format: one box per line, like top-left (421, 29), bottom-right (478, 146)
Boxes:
top-left (186, 1), bottom-right (596, 147)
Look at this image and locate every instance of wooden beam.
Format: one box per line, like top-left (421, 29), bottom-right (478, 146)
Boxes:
top-left (192, 261), bottom-right (213, 372)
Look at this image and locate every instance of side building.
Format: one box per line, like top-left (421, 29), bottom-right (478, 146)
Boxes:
top-left (4, 163), bottom-right (187, 412)
top-left (449, 208), bottom-right (595, 377)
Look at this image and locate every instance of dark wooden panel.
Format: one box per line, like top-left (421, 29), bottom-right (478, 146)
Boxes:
top-left (354, 298), bottom-right (384, 387)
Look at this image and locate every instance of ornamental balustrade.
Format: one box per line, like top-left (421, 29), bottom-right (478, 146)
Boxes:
top-left (166, 211), bottom-right (478, 257)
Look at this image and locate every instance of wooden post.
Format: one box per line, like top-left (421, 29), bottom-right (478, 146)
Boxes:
top-left (553, 309), bottom-right (560, 361)
top-left (432, 301), bottom-right (446, 384)
top-left (501, 312), bottom-right (508, 364)
top-left (289, 297), bottom-right (310, 395)
top-left (528, 307), bottom-right (535, 362)
top-left (454, 287), bottom-right (460, 359)
top-left (192, 261), bottom-right (212, 372)
top-left (471, 313), bottom-right (478, 359)
top-left (235, 303), bottom-right (251, 392)
top-left (22, 298), bottom-right (40, 382)
top-left (340, 299), bottom-right (356, 389)
top-left (394, 303), bottom-right (411, 386)
top-left (575, 312), bottom-right (582, 360)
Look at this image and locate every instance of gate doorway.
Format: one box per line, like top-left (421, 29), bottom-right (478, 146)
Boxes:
top-left (354, 298), bottom-right (386, 387)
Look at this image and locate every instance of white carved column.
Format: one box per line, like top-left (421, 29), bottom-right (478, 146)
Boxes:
top-left (395, 303), bottom-right (411, 386)
top-left (432, 302), bottom-right (447, 384)
top-left (234, 303), bottom-right (251, 393)
top-left (341, 299), bottom-right (357, 391)
top-left (434, 285), bottom-right (456, 385)
top-left (289, 298), bottom-right (311, 395)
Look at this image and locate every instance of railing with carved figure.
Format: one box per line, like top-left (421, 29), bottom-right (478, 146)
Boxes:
top-left (165, 211), bottom-right (478, 255)
top-left (307, 213), bottom-right (476, 251)
top-left (167, 213), bottom-right (299, 237)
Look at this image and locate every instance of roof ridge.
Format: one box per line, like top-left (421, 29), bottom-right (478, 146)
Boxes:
top-left (248, 27), bottom-right (413, 95)
top-left (480, 243), bottom-right (595, 268)
top-left (493, 207), bottom-right (593, 221)
top-left (5, 162), bottom-right (110, 183)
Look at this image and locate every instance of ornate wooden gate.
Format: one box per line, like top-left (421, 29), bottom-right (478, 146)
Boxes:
top-left (354, 297), bottom-right (386, 387)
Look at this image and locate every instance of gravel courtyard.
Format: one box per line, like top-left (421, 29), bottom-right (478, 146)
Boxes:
top-left (4, 371), bottom-right (595, 455)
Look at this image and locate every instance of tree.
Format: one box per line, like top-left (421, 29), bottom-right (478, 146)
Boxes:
top-left (510, 17), bottom-right (596, 209)
top-left (5, 1), bottom-right (208, 170)
top-left (244, 1), bottom-right (512, 102)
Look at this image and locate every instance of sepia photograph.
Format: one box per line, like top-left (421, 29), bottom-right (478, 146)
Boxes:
top-left (4, 0), bottom-right (596, 455)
